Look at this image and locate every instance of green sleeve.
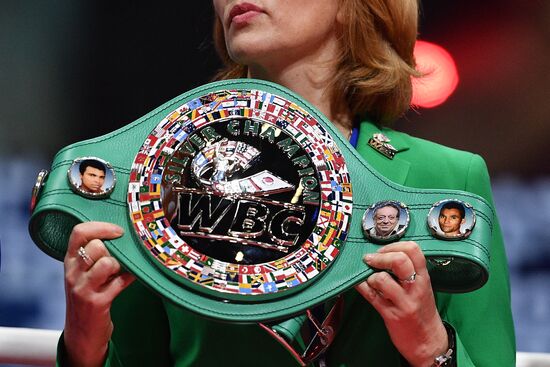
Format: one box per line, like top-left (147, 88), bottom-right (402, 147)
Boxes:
top-left (438, 154), bottom-right (516, 366)
top-left (56, 332), bottom-right (123, 367)
top-left (57, 281), bottom-right (172, 367)
top-left (108, 281), bottom-right (172, 366)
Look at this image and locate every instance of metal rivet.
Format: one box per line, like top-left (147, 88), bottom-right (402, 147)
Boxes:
top-left (30, 169), bottom-right (49, 213)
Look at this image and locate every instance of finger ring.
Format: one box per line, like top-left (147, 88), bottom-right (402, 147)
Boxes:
top-left (77, 246), bottom-right (94, 266)
top-left (400, 272), bottom-right (417, 284)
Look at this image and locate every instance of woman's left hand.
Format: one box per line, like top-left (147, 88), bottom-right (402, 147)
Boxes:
top-left (355, 241), bottom-right (449, 367)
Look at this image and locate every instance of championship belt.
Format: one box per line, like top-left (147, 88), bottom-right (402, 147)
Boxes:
top-left (29, 79), bottom-right (493, 324)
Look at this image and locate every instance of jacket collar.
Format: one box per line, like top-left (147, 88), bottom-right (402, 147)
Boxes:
top-left (355, 120), bottom-right (411, 185)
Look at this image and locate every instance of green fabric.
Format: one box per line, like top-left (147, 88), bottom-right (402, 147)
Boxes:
top-left (56, 120), bottom-right (515, 366)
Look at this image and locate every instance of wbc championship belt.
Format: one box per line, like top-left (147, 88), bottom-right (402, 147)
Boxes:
top-left (29, 79), bottom-right (493, 323)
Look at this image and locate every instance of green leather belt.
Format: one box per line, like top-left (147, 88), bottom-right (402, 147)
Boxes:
top-left (29, 79), bottom-right (493, 323)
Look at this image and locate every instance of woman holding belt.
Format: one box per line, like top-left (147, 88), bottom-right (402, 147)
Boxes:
top-left (60, 0), bottom-right (515, 366)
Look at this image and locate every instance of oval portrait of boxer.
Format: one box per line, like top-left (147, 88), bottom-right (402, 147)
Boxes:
top-left (428, 199), bottom-right (475, 240)
top-left (68, 157), bottom-right (116, 199)
top-left (128, 88), bottom-right (352, 300)
top-left (362, 200), bottom-right (409, 243)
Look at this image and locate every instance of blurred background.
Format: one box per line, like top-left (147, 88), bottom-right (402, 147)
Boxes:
top-left (1, 0), bottom-right (549, 360)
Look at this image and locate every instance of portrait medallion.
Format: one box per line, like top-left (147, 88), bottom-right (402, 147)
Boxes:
top-left (68, 157), bottom-right (116, 199)
top-left (428, 199), bottom-right (476, 240)
top-left (362, 200), bottom-right (409, 243)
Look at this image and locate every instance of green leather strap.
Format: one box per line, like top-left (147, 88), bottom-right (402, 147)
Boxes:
top-left (29, 79), bottom-right (494, 323)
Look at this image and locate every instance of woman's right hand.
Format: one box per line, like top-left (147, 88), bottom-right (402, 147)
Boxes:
top-left (63, 222), bottom-right (135, 367)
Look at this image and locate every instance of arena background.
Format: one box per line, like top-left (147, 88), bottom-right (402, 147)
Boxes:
top-left (1, 1), bottom-right (549, 361)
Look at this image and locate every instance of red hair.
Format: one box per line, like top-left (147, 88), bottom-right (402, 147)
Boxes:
top-left (212, 0), bottom-right (420, 124)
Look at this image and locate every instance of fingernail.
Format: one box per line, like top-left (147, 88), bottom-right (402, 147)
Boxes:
top-left (364, 254), bottom-right (374, 263)
top-left (113, 225), bottom-right (124, 236)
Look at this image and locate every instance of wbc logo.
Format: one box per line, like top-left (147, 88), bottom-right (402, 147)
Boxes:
top-left (164, 119), bottom-right (319, 263)
top-left (128, 88), bottom-right (352, 299)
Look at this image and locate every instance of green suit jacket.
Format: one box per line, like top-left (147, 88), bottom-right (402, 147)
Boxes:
top-left (58, 120), bottom-right (516, 366)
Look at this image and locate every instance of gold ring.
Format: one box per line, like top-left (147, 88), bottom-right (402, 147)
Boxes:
top-left (400, 271), bottom-right (417, 284)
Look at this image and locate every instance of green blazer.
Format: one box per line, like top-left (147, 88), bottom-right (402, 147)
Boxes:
top-left (58, 120), bottom-right (516, 366)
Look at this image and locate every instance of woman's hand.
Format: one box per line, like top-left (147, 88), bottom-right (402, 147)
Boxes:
top-left (355, 241), bottom-right (448, 367)
top-left (63, 222), bottom-right (135, 367)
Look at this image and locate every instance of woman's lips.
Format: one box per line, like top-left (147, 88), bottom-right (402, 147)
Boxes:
top-left (229, 3), bottom-right (264, 27)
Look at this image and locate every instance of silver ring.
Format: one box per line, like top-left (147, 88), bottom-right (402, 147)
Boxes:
top-left (77, 246), bottom-right (94, 266)
top-left (400, 271), bottom-right (417, 284)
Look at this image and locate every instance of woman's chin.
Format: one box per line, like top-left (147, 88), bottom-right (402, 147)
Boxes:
top-left (228, 48), bottom-right (274, 69)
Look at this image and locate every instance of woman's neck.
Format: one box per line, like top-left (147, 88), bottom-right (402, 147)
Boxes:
top-left (246, 51), bottom-right (352, 139)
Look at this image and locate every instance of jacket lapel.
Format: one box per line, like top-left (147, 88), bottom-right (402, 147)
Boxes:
top-left (355, 121), bottom-right (411, 185)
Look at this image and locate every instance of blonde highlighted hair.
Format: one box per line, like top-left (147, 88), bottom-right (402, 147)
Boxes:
top-left (213, 0), bottom-right (420, 124)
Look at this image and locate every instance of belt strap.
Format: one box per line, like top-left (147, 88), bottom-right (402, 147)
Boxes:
top-left (29, 79), bottom-right (493, 323)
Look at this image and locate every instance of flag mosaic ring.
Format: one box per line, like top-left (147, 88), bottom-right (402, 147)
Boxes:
top-left (127, 88), bottom-right (352, 301)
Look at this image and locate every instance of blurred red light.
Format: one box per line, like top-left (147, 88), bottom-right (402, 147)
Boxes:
top-left (412, 40), bottom-right (459, 108)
